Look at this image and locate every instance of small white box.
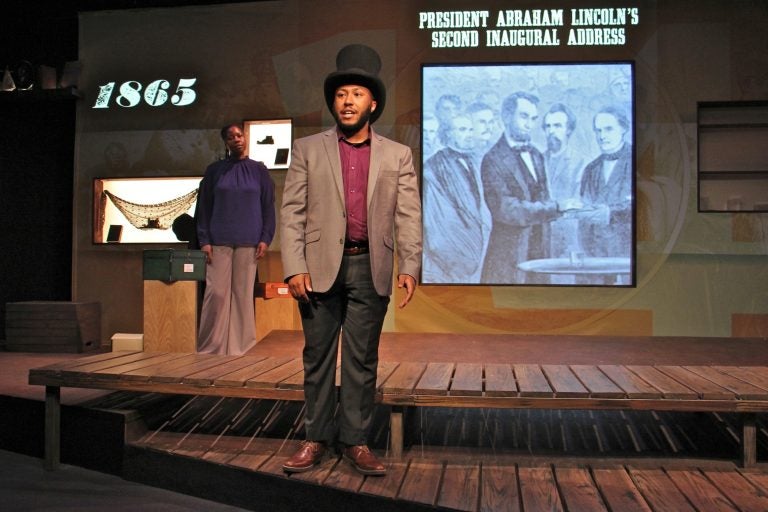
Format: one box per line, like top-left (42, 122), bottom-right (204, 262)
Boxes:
top-left (111, 332), bottom-right (143, 352)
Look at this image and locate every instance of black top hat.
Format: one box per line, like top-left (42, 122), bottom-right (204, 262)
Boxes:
top-left (324, 44), bottom-right (386, 124)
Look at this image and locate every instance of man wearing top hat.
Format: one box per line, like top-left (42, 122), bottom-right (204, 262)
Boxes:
top-left (280, 44), bottom-right (422, 475)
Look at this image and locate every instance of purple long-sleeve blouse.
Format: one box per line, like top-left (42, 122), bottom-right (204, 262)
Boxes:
top-left (196, 157), bottom-right (276, 247)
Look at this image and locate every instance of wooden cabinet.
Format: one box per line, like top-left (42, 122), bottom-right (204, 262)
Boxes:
top-left (142, 252), bottom-right (300, 351)
top-left (254, 253), bottom-right (301, 341)
top-left (143, 280), bottom-right (198, 352)
top-left (255, 296), bottom-right (302, 342)
top-left (698, 101), bottom-right (768, 212)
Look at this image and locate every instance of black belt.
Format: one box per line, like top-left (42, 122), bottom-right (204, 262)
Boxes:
top-left (343, 240), bottom-right (369, 255)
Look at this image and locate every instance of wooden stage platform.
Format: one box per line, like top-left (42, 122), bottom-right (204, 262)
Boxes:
top-left (246, 330), bottom-right (768, 366)
top-left (17, 331), bottom-right (768, 510)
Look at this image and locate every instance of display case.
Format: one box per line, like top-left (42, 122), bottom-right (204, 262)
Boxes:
top-left (93, 176), bottom-right (202, 244)
top-left (244, 118), bottom-right (292, 170)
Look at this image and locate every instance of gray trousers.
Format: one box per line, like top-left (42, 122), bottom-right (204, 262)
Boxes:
top-left (299, 252), bottom-right (390, 446)
top-left (198, 245), bottom-right (258, 355)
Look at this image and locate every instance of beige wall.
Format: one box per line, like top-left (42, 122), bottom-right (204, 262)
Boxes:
top-left (73, 1), bottom-right (768, 343)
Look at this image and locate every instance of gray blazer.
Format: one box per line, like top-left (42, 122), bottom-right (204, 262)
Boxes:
top-left (280, 127), bottom-right (422, 296)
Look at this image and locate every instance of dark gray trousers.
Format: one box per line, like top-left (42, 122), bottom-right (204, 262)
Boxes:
top-left (298, 252), bottom-right (390, 446)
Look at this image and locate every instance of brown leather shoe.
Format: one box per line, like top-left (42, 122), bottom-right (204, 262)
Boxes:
top-left (282, 441), bottom-right (325, 473)
top-left (343, 445), bottom-right (386, 476)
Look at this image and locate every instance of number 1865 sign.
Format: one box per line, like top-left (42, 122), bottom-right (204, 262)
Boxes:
top-left (92, 78), bottom-right (197, 108)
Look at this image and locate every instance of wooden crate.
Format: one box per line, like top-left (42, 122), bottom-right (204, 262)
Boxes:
top-left (254, 281), bottom-right (290, 299)
top-left (255, 295), bottom-right (301, 342)
top-left (5, 301), bottom-right (101, 353)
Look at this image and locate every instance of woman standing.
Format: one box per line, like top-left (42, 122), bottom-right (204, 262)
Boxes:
top-left (196, 123), bottom-right (276, 355)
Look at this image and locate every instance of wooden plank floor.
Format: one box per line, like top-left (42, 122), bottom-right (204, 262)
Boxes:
top-left (133, 430), bottom-right (768, 512)
top-left (98, 390), bottom-right (768, 512)
top-left (23, 332), bottom-right (768, 509)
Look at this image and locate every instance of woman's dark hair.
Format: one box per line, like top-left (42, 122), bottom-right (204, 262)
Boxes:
top-left (220, 123), bottom-right (244, 140)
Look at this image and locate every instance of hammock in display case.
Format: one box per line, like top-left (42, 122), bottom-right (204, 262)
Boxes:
top-left (104, 188), bottom-right (198, 230)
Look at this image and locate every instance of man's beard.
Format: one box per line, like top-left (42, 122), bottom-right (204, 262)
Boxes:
top-left (547, 134), bottom-right (563, 153)
top-left (335, 107), bottom-right (373, 138)
top-left (509, 127), bottom-right (530, 143)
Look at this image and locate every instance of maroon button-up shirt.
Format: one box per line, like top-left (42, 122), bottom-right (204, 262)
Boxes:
top-left (338, 133), bottom-right (371, 243)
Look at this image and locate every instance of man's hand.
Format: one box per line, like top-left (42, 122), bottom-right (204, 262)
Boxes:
top-left (397, 274), bottom-right (417, 308)
top-left (287, 273), bottom-right (313, 302)
top-left (582, 204), bottom-right (611, 225)
top-left (557, 197), bottom-right (583, 212)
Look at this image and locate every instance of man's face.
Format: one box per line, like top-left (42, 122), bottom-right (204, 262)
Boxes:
top-left (423, 118), bottom-right (439, 152)
top-left (543, 111), bottom-right (569, 153)
top-left (506, 98), bottom-right (538, 142)
top-left (104, 142), bottom-right (128, 169)
top-left (436, 99), bottom-right (460, 123)
top-left (447, 116), bottom-right (474, 152)
top-left (551, 71), bottom-right (569, 88)
top-left (333, 84), bottom-right (376, 135)
top-left (594, 112), bottom-right (626, 154)
top-left (470, 109), bottom-right (495, 146)
top-left (610, 76), bottom-right (631, 100)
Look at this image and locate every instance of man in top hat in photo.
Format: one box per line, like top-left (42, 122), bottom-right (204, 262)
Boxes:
top-left (280, 44), bottom-right (422, 475)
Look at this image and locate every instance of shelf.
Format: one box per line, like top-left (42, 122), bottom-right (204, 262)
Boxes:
top-left (698, 101), bottom-right (768, 213)
top-left (699, 207), bottom-right (768, 213)
top-left (700, 170), bottom-right (768, 179)
top-left (0, 87), bottom-right (80, 102)
top-left (698, 101), bottom-right (768, 126)
top-left (699, 123), bottom-right (768, 129)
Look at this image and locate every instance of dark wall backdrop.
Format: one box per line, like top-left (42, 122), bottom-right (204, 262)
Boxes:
top-left (0, 3), bottom-right (78, 337)
top-left (0, 96), bottom-right (76, 330)
top-left (0, 1), bottom-right (250, 338)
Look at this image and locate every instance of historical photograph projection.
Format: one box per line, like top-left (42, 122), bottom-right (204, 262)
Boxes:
top-left (421, 62), bottom-right (635, 286)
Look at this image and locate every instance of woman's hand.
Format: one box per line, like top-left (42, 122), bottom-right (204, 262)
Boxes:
top-left (255, 242), bottom-right (268, 259)
top-left (201, 244), bottom-right (213, 263)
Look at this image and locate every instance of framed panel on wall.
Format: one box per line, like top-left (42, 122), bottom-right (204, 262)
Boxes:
top-left (421, 61), bottom-right (635, 287)
top-left (244, 118), bottom-right (292, 170)
top-left (93, 176), bottom-right (202, 244)
top-left (697, 101), bottom-right (768, 213)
